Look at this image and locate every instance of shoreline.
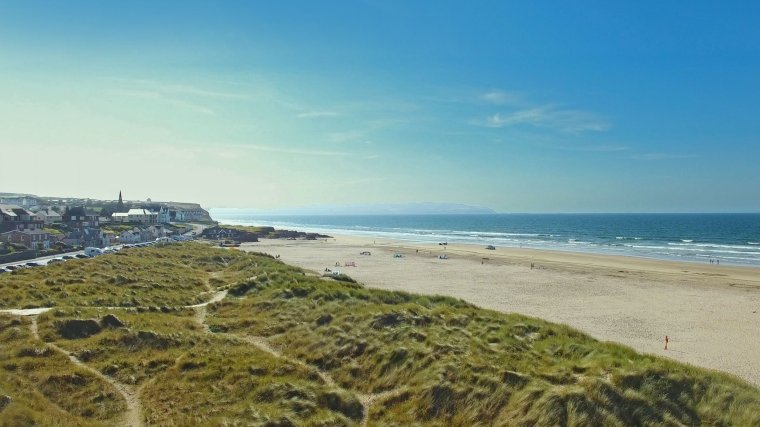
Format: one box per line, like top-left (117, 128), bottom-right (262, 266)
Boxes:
top-left (240, 233), bottom-right (760, 386)
top-left (214, 215), bottom-right (760, 269)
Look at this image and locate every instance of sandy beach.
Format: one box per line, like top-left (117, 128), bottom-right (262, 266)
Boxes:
top-left (241, 234), bottom-right (760, 387)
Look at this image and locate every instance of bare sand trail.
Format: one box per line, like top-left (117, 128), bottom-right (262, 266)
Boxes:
top-left (242, 235), bottom-right (760, 387)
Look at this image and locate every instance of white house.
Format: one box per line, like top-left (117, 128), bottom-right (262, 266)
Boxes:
top-left (34, 209), bottom-right (62, 224)
top-left (127, 209), bottom-right (158, 224)
top-left (119, 229), bottom-right (142, 244)
top-left (157, 206), bottom-right (171, 223)
top-left (112, 212), bottom-right (129, 223)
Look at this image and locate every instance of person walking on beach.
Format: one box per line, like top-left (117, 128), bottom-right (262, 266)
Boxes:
top-left (665, 335), bottom-right (669, 350)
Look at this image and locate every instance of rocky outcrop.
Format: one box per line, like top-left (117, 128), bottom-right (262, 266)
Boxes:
top-left (56, 319), bottom-right (102, 339)
top-left (201, 226), bottom-right (330, 242)
top-left (101, 314), bottom-right (126, 328)
top-left (0, 395), bottom-right (11, 412)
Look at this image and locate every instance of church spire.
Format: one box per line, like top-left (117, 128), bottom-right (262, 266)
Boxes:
top-left (117, 191), bottom-right (125, 211)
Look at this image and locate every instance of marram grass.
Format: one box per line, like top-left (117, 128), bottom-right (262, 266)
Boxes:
top-left (0, 242), bottom-right (758, 425)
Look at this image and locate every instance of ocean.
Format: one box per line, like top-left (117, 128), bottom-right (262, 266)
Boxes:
top-left (209, 211), bottom-right (760, 267)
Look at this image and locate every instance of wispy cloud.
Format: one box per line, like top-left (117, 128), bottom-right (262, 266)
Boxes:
top-left (631, 153), bottom-right (697, 160)
top-left (480, 90), bottom-right (519, 105)
top-left (296, 110), bottom-right (343, 118)
top-left (562, 145), bottom-right (630, 152)
top-left (238, 143), bottom-right (351, 157)
top-left (108, 78), bottom-right (248, 100)
top-left (325, 130), bottom-right (365, 143)
top-left (474, 105), bottom-right (610, 133)
top-left (110, 88), bottom-right (216, 115)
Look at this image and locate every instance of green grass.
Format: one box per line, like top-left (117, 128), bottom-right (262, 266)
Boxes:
top-left (1, 243), bottom-right (758, 425)
top-left (205, 256), bottom-right (760, 426)
top-left (0, 315), bottom-right (125, 426)
top-left (219, 224), bottom-right (270, 234)
top-left (0, 244), bottom-right (249, 309)
top-left (99, 225), bottom-right (135, 235)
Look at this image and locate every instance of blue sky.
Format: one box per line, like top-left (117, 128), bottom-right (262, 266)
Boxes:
top-left (1, 1), bottom-right (758, 212)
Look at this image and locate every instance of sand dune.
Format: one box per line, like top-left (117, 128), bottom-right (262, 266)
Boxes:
top-left (242, 235), bottom-right (760, 386)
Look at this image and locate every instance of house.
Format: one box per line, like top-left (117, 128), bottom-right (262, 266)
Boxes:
top-left (62, 227), bottom-right (103, 247)
top-left (63, 206), bottom-right (100, 227)
top-left (0, 195), bottom-right (41, 208)
top-left (112, 212), bottom-right (130, 223)
top-left (0, 204), bottom-right (43, 232)
top-left (0, 229), bottom-right (52, 250)
top-left (102, 232), bottom-right (116, 247)
top-left (34, 209), bottom-right (63, 224)
top-left (119, 229), bottom-right (142, 244)
top-left (127, 209), bottom-right (158, 224)
top-left (167, 203), bottom-right (210, 222)
top-left (140, 225), bottom-right (168, 241)
top-left (157, 206), bottom-right (171, 223)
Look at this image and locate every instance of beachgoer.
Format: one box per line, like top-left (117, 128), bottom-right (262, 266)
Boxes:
top-left (717, 259), bottom-right (720, 265)
top-left (531, 263), bottom-right (534, 270)
top-left (665, 335), bottom-right (669, 350)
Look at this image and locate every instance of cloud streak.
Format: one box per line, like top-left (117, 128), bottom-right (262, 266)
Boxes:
top-left (631, 153), bottom-right (697, 160)
top-left (237, 143), bottom-right (351, 157)
top-left (477, 105), bottom-right (610, 133)
top-left (296, 111), bottom-right (343, 118)
top-left (480, 90), bottom-right (519, 105)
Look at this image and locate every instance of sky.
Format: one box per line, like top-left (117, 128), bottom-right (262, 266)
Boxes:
top-left (1, 1), bottom-right (759, 213)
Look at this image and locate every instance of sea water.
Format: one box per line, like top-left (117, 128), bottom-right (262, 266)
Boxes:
top-left (209, 212), bottom-right (760, 267)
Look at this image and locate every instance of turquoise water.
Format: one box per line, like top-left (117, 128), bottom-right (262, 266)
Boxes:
top-left (210, 211), bottom-right (760, 267)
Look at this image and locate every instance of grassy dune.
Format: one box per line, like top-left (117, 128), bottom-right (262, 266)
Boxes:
top-left (0, 315), bottom-right (125, 426)
top-left (0, 243), bottom-right (758, 425)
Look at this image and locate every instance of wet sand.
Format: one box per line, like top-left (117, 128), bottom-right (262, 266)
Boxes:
top-left (241, 235), bottom-right (760, 386)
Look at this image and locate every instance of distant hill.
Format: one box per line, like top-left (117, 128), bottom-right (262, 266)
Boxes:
top-left (213, 202), bottom-right (498, 216)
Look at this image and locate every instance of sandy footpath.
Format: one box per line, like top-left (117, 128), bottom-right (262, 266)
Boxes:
top-left (240, 235), bottom-right (760, 386)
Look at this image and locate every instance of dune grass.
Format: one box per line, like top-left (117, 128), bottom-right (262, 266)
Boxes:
top-left (0, 244), bottom-right (251, 309)
top-left (206, 253), bottom-right (760, 426)
top-left (0, 314), bottom-right (125, 426)
top-left (0, 242), bottom-right (758, 425)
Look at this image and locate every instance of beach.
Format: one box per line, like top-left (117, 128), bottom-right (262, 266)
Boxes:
top-left (241, 234), bottom-right (760, 386)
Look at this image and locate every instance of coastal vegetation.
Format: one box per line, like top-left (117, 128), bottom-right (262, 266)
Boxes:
top-left (0, 243), bottom-right (758, 425)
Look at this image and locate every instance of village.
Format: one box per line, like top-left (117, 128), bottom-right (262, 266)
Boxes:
top-left (0, 192), bottom-right (212, 264)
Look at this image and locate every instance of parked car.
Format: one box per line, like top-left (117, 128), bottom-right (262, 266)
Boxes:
top-left (5, 265), bottom-right (18, 270)
top-left (62, 255), bottom-right (74, 260)
top-left (47, 258), bottom-right (64, 265)
top-left (75, 254), bottom-right (88, 259)
top-left (25, 262), bottom-right (40, 267)
top-left (0, 268), bottom-right (7, 274)
top-left (84, 247), bottom-right (102, 257)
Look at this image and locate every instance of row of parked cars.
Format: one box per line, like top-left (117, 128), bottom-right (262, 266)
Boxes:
top-left (0, 252), bottom-right (91, 274)
top-left (0, 236), bottom-right (192, 274)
